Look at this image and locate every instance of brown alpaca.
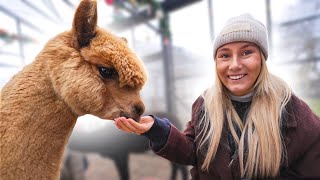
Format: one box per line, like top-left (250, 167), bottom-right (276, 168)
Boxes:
top-left (0, 0), bottom-right (147, 179)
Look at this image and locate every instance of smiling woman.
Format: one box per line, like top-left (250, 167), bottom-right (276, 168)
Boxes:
top-left (114, 13), bottom-right (320, 180)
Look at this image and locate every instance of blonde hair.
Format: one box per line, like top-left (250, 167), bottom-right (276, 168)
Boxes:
top-left (198, 53), bottom-right (291, 178)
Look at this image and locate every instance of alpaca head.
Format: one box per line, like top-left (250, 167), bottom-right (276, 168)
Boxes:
top-left (46, 0), bottom-right (147, 121)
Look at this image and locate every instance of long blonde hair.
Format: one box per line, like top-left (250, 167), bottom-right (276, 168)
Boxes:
top-left (198, 53), bottom-right (292, 178)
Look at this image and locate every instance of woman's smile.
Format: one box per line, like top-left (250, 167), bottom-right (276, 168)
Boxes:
top-left (228, 74), bottom-right (247, 80)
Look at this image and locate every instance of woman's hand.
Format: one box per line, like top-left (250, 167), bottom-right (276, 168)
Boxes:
top-left (114, 116), bottom-right (155, 135)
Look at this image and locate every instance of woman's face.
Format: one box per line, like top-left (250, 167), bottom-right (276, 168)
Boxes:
top-left (216, 42), bottom-right (262, 96)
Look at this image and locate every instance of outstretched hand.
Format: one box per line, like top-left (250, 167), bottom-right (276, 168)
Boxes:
top-left (114, 116), bottom-right (155, 135)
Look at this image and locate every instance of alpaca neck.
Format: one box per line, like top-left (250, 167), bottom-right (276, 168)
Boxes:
top-left (0, 62), bottom-right (78, 179)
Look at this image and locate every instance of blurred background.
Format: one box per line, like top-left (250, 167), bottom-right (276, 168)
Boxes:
top-left (0, 0), bottom-right (319, 179)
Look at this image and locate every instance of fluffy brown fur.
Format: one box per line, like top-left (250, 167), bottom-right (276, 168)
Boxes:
top-left (0, 0), bottom-right (147, 179)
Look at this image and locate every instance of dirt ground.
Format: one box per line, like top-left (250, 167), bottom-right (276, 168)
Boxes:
top-left (85, 152), bottom-right (190, 180)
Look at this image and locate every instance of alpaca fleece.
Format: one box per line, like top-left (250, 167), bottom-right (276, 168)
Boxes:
top-left (0, 0), bottom-right (147, 179)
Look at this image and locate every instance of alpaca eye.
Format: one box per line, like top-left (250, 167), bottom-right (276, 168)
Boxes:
top-left (98, 66), bottom-right (117, 79)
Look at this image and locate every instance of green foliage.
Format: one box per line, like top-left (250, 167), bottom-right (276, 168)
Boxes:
top-left (307, 99), bottom-right (320, 116)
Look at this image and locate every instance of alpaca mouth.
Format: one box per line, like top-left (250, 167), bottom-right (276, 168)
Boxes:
top-left (120, 111), bottom-right (140, 122)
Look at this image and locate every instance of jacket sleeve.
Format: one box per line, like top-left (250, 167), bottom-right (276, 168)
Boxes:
top-left (142, 116), bottom-right (171, 151)
top-left (287, 96), bottom-right (320, 177)
top-left (150, 96), bottom-right (204, 166)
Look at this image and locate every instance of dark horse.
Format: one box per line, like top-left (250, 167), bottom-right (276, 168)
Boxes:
top-left (61, 112), bottom-right (188, 180)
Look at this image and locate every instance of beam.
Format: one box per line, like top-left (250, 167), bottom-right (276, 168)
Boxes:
top-left (0, 5), bottom-right (43, 33)
top-left (63, 0), bottom-right (75, 8)
top-left (42, 0), bottom-right (62, 20)
top-left (161, 0), bottom-right (202, 13)
top-left (279, 56), bottom-right (320, 65)
top-left (280, 13), bottom-right (320, 26)
top-left (108, 4), bottom-right (159, 33)
top-left (21, 0), bottom-right (56, 22)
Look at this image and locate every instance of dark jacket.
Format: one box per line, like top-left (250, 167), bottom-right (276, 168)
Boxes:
top-left (151, 94), bottom-right (320, 179)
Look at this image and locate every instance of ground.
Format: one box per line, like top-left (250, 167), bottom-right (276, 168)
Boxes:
top-left (85, 152), bottom-right (190, 180)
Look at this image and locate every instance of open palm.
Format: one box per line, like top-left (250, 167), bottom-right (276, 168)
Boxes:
top-left (114, 116), bottom-right (155, 135)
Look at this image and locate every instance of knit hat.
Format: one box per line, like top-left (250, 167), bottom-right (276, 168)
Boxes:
top-left (213, 14), bottom-right (269, 60)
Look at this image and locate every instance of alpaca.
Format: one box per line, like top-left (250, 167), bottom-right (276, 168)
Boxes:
top-left (0, 0), bottom-right (147, 179)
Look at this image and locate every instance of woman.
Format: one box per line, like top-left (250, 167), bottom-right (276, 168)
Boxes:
top-left (114, 14), bottom-right (320, 179)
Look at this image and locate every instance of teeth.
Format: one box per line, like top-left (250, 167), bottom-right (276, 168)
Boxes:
top-left (229, 75), bottom-right (244, 80)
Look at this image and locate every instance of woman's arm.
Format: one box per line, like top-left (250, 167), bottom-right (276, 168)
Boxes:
top-left (284, 95), bottom-right (320, 178)
top-left (114, 96), bottom-right (204, 166)
top-left (114, 116), bottom-right (197, 165)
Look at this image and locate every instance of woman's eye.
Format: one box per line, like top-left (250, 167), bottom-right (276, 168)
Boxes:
top-left (222, 54), bottom-right (228, 58)
top-left (98, 66), bottom-right (117, 79)
top-left (220, 54), bottom-right (229, 59)
top-left (242, 50), bottom-right (252, 56)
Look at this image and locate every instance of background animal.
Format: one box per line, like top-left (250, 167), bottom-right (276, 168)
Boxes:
top-left (0, 0), bottom-right (147, 179)
top-left (61, 112), bottom-right (188, 180)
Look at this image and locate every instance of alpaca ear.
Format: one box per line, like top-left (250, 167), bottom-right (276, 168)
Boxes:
top-left (72, 0), bottom-right (98, 50)
top-left (121, 37), bottom-right (128, 44)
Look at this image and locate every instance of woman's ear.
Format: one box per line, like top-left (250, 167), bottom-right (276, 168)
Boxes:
top-left (72, 0), bottom-right (98, 50)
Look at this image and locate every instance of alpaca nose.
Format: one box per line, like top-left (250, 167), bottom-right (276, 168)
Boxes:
top-left (133, 103), bottom-right (145, 117)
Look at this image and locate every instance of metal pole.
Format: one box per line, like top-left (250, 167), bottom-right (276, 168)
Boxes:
top-left (265, 0), bottom-right (272, 50)
top-left (131, 27), bottom-right (136, 49)
top-left (16, 19), bottom-right (25, 65)
top-left (208, 0), bottom-right (214, 41)
top-left (160, 13), bottom-right (176, 114)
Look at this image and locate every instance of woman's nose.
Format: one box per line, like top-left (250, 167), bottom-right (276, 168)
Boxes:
top-left (229, 56), bottom-right (242, 70)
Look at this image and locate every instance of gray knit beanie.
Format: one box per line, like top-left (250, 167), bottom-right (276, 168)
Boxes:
top-left (213, 14), bottom-right (269, 60)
